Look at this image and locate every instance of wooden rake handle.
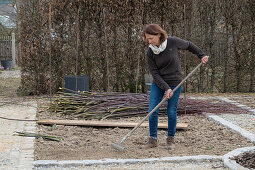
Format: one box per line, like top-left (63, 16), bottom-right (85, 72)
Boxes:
top-left (119, 62), bottom-right (203, 144)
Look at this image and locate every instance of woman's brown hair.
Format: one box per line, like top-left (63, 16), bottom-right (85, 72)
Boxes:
top-left (143, 24), bottom-right (167, 44)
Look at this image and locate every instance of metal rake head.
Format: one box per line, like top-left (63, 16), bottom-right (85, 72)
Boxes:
top-left (111, 142), bottom-right (125, 151)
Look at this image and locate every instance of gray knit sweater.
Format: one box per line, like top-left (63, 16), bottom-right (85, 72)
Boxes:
top-left (146, 36), bottom-right (206, 91)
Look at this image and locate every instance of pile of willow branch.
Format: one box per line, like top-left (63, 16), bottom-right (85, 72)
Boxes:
top-left (50, 88), bottom-right (155, 120)
top-left (48, 88), bottom-right (249, 120)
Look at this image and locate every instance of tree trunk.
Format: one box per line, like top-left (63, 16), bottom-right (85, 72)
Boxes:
top-left (112, 22), bottom-right (120, 92)
top-left (232, 31), bottom-right (242, 92)
top-left (96, 22), bottom-right (107, 91)
top-left (249, 27), bottom-right (255, 92)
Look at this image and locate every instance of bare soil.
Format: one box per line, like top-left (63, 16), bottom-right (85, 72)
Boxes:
top-left (35, 112), bottom-right (253, 160)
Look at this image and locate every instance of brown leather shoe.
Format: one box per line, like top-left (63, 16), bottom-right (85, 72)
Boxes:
top-left (141, 137), bottom-right (157, 149)
top-left (166, 137), bottom-right (175, 150)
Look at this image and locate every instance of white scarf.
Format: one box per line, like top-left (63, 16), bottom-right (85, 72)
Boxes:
top-left (149, 39), bottom-right (167, 55)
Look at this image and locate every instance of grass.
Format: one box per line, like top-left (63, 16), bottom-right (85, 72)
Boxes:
top-left (0, 77), bottom-right (21, 97)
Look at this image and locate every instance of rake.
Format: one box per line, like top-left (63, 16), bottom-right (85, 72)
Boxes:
top-left (111, 62), bottom-right (204, 151)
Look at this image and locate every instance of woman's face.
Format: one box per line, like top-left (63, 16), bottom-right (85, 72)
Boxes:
top-left (145, 33), bottom-right (160, 46)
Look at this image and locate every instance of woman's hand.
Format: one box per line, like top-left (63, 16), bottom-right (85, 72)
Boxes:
top-left (201, 56), bottom-right (209, 66)
top-left (166, 88), bottom-right (173, 99)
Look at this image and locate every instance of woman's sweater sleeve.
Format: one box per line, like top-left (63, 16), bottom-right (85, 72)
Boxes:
top-left (173, 36), bottom-right (206, 59)
top-left (147, 49), bottom-right (170, 91)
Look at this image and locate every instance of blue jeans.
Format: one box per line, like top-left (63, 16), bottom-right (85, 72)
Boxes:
top-left (148, 83), bottom-right (182, 139)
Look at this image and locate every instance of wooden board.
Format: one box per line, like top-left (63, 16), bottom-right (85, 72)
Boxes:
top-left (37, 119), bottom-right (188, 130)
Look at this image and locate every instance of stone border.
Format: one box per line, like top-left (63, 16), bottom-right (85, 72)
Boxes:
top-left (17, 101), bottom-right (37, 169)
top-left (223, 146), bottom-right (255, 170)
top-left (35, 155), bottom-right (222, 168)
top-left (204, 113), bottom-right (255, 144)
top-left (18, 121), bottom-right (36, 169)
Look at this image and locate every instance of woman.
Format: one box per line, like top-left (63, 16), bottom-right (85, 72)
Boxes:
top-left (142, 24), bottom-right (209, 150)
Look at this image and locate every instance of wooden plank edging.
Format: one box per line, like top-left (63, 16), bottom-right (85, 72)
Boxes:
top-left (37, 119), bottom-right (188, 130)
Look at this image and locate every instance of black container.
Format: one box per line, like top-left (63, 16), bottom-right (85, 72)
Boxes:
top-left (64, 76), bottom-right (89, 93)
top-left (1, 59), bottom-right (12, 70)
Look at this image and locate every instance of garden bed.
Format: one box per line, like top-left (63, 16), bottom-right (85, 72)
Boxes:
top-left (35, 113), bottom-right (253, 160)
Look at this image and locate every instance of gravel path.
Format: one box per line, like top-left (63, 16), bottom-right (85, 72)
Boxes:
top-left (0, 100), bottom-right (37, 169)
top-left (0, 70), bottom-right (21, 78)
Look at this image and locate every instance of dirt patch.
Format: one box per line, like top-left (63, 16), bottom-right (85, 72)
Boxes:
top-left (35, 113), bottom-right (253, 160)
top-left (233, 151), bottom-right (255, 169)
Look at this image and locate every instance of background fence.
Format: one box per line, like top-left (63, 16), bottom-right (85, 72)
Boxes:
top-left (0, 33), bottom-right (16, 69)
top-left (0, 35), bottom-right (11, 60)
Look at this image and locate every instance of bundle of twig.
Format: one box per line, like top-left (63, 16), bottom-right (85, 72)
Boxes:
top-left (48, 88), bottom-right (249, 120)
top-left (50, 88), bottom-right (159, 119)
